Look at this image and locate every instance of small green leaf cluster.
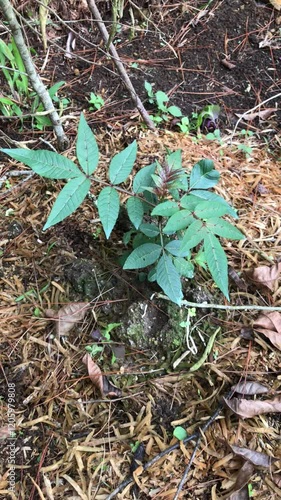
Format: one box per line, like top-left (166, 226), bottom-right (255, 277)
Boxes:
top-left (0, 37), bottom-right (68, 129)
top-left (88, 92), bottom-right (105, 111)
top-left (144, 81), bottom-right (182, 123)
top-left (1, 113), bottom-right (245, 307)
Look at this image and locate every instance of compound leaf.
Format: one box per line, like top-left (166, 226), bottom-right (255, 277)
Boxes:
top-left (156, 253), bottom-right (183, 305)
top-left (76, 113), bottom-right (99, 175)
top-left (123, 243), bottom-right (162, 269)
top-left (97, 187), bottom-right (120, 239)
top-left (43, 176), bottom-right (90, 230)
top-left (205, 218), bottom-right (245, 240)
top-left (204, 231), bottom-right (229, 300)
top-left (189, 159), bottom-right (219, 190)
top-left (109, 140), bottom-right (137, 185)
top-left (126, 196), bottom-right (144, 229)
top-left (1, 148), bottom-right (81, 179)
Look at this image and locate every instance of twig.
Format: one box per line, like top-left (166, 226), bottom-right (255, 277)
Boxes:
top-left (231, 93), bottom-right (281, 141)
top-left (0, 0), bottom-right (68, 150)
top-left (157, 295), bottom-right (281, 312)
top-left (106, 389), bottom-right (232, 499)
top-left (86, 0), bottom-right (156, 131)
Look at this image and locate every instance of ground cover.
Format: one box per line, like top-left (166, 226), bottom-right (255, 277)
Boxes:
top-left (0, 0), bottom-right (281, 498)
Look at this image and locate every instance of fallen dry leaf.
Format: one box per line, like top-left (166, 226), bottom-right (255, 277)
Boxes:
top-left (248, 262), bottom-right (281, 291)
top-left (235, 108), bottom-right (276, 121)
top-left (0, 426), bottom-right (11, 440)
top-left (227, 461), bottom-right (255, 499)
top-left (231, 381), bottom-right (268, 396)
top-left (46, 302), bottom-right (90, 336)
top-left (253, 311), bottom-right (281, 351)
top-left (230, 444), bottom-right (276, 468)
top-left (82, 353), bottom-right (122, 398)
top-left (224, 396), bottom-right (281, 419)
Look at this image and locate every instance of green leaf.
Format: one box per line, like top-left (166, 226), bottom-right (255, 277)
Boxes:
top-left (163, 210), bottom-right (194, 235)
top-left (151, 201), bottom-right (179, 217)
top-left (167, 105), bottom-right (182, 117)
top-left (205, 218), bottom-right (245, 240)
top-left (97, 187), bottom-right (120, 239)
top-left (189, 159), bottom-right (219, 190)
top-left (194, 200), bottom-right (230, 219)
top-left (76, 113), bottom-right (99, 175)
top-left (155, 90), bottom-right (169, 110)
top-left (180, 194), bottom-right (202, 210)
top-left (180, 220), bottom-right (206, 251)
top-left (204, 232), bottom-right (229, 300)
top-left (43, 176), bottom-right (90, 230)
top-left (190, 190), bottom-right (237, 218)
top-left (166, 149), bottom-right (182, 170)
top-left (148, 267), bottom-right (157, 282)
top-left (173, 426), bottom-right (188, 441)
top-left (139, 223), bottom-right (160, 238)
top-left (164, 240), bottom-right (190, 258)
top-left (126, 197), bottom-right (144, 229)
top-left (156, 253), bottom-right (183, 305)
top-left (133, 163), bottom-right (156, 193)
top-left (174, 257), bottom-right (194, 278)
top-left (109, 140), bottom-right (137, 185)
top-left (194, 248), bottom-right (207, 270)
top-left (1, 149), bottom-right (82, 179)
top-left (123, 243), bottom-right (162, 269)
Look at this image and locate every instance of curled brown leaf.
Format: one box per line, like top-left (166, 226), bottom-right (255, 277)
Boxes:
top-left (230, 444), bottom-right (276, 467)
top-left (82, 353), bottom-right (122, 398)
top-left (231, 381), bottom-right (268, 396)
top-left (248, 262), bottom-right (281, 291)
top-left (253, 311), bottom-right (281, 351)
top-left (224, 396), bottom-right (281, 419)
top-left (46, 302), bottom-right (90, 336)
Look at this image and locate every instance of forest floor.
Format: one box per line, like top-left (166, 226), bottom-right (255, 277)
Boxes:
top-left (0, 0), bottom-right (281, 499)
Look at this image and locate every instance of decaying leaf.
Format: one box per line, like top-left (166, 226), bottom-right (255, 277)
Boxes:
top-left (230, 444), bottom-right (276, 468)
top-left (235, 108), bottom-right (276, 121)
top-left (248, 262), bottom-right (281, 291)
top-left (231, 381), bottom-right (268, 396)
top-left (253, 312), bottom-right (281, 351)
top-left (82, 353), bottom-right (122, 398)
top-left (46, 302), bottom-right (90, 336)
top-left (227, 461), bottom-right (255, 499)
top-left (224, 396), bottom-right (281, 419)
top-left (269, 0), bottom-right (281, 10)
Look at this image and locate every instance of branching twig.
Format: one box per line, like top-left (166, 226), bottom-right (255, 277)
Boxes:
top-left (0, 0), bottom-right (69, 150)
top-left (106, 389), bottom-right (232, 499)
top-left (86, 0), bottom-right (156, 131)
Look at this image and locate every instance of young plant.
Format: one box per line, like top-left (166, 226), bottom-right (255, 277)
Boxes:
top-left (1, 113), bottom-right (245, 305)
top-left (144, 81), bottom-right (182, 123)
top-left (88, 92), bottom-right (105, 111)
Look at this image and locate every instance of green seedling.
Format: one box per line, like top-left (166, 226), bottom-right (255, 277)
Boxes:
top-left (85, 323), bottom-right (121, 363)
top-left (144, 81), bottom-right (182, 123)
top-left (1, 113), bottom-right (245, 305)
top-left (88, 92), bottom-right (105, 111)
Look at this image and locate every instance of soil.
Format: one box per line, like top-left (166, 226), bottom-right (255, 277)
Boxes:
top-left (0, 0), bottom-right (281, 499)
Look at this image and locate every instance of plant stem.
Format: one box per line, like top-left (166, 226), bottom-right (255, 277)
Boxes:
top-left (86, 0), bottom-right (156, 131)
top-left (0, 0), bottom-right (68, 150)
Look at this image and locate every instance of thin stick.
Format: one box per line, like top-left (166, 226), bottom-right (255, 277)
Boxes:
top-left (0, 0), bottom-right (68, 150)
top-left (86, 0), bottom-right (156, 131)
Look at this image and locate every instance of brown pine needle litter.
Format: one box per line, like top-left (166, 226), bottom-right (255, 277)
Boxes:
top-left (1, 130), bottom-right (281, 499)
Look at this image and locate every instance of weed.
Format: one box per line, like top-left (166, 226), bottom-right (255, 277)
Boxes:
top-left (1, 113), bottom-right (245, 305)
top-left (85, 323), bottom-right (121, 362)
top-left (144, 81), bottom-right (182, 123)
top-left (88, 92), bottom-right (105, 111)
top-left (0, 37), bottom-right (68, 128)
